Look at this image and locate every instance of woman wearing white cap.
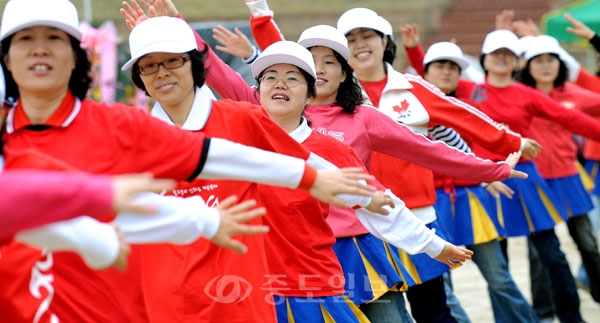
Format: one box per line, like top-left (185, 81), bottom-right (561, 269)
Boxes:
top-left (0, 0), bottom-right (378, 321)
top-left (519, 34), bottom-right (600, 311)
top-left (400, 29), bottom-right (539, 322)
top-left (333, 7), bottom-right (548, 323)
top-left (467, 29), bottom-right (600, 323)
top-left (246, 39), bottom-right (388, 323)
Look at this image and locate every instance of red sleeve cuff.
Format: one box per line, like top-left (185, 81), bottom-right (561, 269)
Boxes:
top-left (297, 164), bottom-right (317, 191)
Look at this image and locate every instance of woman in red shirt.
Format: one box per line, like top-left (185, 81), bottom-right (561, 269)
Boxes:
top-left (519, 34), bottom-right (600, 315)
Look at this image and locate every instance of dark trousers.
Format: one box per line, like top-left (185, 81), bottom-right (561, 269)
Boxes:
top-left (406, 275), bottom-right (457, 323)
top-left (528, 228), bottom-right (583, 323)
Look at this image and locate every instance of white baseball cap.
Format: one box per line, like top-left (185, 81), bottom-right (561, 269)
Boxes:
top-left (423, 42), bottom-right (469, 70)
top-left (0, 0), bottom-right (82, 41)
top-left (122, 17), bottom-right (197, 71)
top-left (251, 41), bottom-right (316, 79)
top-left (297, 25), bottom-right (350, 61)
top-left (337, 8), bottom-right (394, 40)
top-left (523, 35), bottom-right (562, 61)
top-left (481, 30), bottom-right (520, 56)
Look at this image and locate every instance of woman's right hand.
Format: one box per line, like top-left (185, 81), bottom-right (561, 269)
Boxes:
top-left (398, 23), bottom-right (420, 48)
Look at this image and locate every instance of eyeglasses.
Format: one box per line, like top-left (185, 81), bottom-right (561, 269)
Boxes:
top-left (138, 55), bottom-right (191, 75)
top-left (259, 73), bottom-right (307, 88)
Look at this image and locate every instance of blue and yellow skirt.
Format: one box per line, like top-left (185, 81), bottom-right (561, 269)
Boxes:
top-left (434, 185), bottom-right (506, 246)
top-left (499, 161), bottom-right (567, 237)
top-left (388, 220), bottom-right (452, 287)
top-left (545, 173), bottom-right (594, 217)
top-left (584, 160), bottom-right (600, 195)
top-left (333, 234), bottom-right (410, 305)
top-left (273, 294), bottom-right (370, 322)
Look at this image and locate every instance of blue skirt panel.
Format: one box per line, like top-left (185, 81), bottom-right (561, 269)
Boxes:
top-left (389, 221), bottom-right (451, 286)
top-left (333, 234), bottom-right (409, 305)
top-left (584, 160), bottom-right (600, 195)
top-left (545, 174), bottom-right (593, 217)
top-left (434, 185), bottom-right (506, 246)
top-left (500, 161), bottom-right (567, 237)
top-left (273, 294), bottom-right (370, 322)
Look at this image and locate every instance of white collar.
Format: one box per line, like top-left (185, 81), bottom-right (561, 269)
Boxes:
top-left (383, 63), bottom-right (413, 91)
top-left (288, 116), bottom-right (312, 144)
top-left (150, 86), bottom-right (215, 131)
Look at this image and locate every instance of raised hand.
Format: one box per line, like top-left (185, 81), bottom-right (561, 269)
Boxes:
top-left (434, 242), bottom-right (473, 267)
top-left (110, 173), bottom-right (176, 214)
top-left (398, 23), bottom-right (420, 48)
top-left (364, 190), bottom-right (395, 215)
top-left (310, 168), bottom-right (376, 208)
top-left (512, 18), bottom-right (542, 37)
top-left (210, 196), bottom-right (269, 254)
top-left (137, 0), bottom-right (179, 17)
top-left (120, 0), bottom-right (152, 30)
top-left (565, 13), bottom-right (596, 40)
top-left (495, 9), bottom-right (515, 31)
top-left (213, 25), bottom-right (255, 59)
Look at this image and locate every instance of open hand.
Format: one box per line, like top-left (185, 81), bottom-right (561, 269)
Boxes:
top-left (210, 196), bottom-right (269, 254)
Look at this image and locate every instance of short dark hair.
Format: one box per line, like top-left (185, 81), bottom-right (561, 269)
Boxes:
top-left (1, 35), bottom-right (92, 102)
top-left (424, 59), bottom-right (463, 74)
top-left (519, 53), bottom-right (568, 88)
top-left (131, 45), bottom-right (209, 96)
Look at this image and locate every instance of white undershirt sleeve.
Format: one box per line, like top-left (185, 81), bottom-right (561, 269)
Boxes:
top-left (200, 138), bottom-right (306, 189)
top-left (355, 189), bottom-right (446, 258)
top-left (16, 216), bottom-right (120, 270)
top-left (306, 152), bottom-right (372, 207)
top-left (245, 0), bottom-right (272, 17)
top-left (114, 193), bottom-right (220, 245)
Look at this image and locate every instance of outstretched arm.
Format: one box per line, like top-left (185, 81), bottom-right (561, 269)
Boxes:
top-left (0, 171), bottom-right (174, 239)
top-left (115, 194), bottom-right (269, 254)
top-left (245, 0), bottom-right (286, 50)
top-left (16, 217), bottom-right (129, 271)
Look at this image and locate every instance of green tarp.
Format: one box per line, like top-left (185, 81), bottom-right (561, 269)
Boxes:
top-left (542, 0), bottom-right (600, 42)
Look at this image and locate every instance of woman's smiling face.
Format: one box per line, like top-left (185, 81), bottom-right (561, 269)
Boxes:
top-left (138, 52), bottom-right (195, 110)
top-left (345, 28), bottom-right (385, 73)
top-left (5, 26), bottom-right (76, 97)
top-left (310, 46), bottom-right (345, 104)
top-left (259, 63), bottom-right (312, 121)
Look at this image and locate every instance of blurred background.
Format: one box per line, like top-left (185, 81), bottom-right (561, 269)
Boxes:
top-left (0, 0), bottom-right (597, 105)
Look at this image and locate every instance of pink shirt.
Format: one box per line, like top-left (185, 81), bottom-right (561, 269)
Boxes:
top-left (0, 170), bottom-right (112, 241)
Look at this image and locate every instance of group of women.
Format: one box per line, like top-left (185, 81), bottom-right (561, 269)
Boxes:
top-left (210, 1), bottom-right (600, 322)
top-left (3, 0), bottom-right (600, 322)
